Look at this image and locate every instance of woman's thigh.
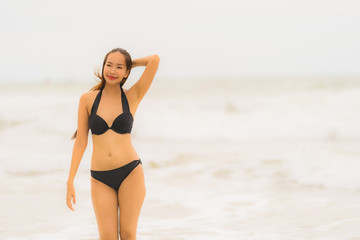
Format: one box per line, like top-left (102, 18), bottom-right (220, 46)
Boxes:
top-left (91, 177), bottom-right (119, 240)
top-left (118, 164), bottom-right (146, 239)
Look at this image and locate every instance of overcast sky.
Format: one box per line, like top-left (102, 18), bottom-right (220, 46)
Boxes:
top-left (0, 0), bottom-right (359, 83)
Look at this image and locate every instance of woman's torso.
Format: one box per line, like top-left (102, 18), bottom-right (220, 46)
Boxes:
top-left (87, 89), bottom-right (140, 171)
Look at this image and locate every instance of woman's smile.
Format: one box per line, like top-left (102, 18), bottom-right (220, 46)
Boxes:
top-left (107, 75), bottom-right (117, 80)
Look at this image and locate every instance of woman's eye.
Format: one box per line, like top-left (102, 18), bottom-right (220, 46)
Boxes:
top-left (106, 64), bottom-right (121, 69)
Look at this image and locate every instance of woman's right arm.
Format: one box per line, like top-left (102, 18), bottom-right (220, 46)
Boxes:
top-left (66, 93), bottom-right (89, 211)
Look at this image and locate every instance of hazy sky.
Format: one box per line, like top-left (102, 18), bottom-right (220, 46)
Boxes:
top-left (1, 0), bottom-right (359, 83)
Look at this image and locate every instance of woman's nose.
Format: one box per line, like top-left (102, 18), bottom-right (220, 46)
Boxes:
top-left (109, 67), bottom-right (116, 74)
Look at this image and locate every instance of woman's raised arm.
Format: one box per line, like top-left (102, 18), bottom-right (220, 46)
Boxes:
top-left (130, 55), bottom-right (160, 103)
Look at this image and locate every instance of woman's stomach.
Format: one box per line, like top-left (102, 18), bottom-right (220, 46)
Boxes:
top-left (91, 132), bottom-right (139, 170)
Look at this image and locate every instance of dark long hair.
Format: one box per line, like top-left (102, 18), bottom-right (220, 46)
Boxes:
top-left (71, 48), bottom-right (132, 140)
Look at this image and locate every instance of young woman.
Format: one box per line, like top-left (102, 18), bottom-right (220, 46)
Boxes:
top-left (66, 48), bottom-right (160, 240)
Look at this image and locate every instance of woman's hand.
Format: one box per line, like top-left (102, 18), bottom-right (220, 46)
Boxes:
top-left (132, 55), bottom-right (159, 68)
top-left (66, 182), bottom-right (76, 211)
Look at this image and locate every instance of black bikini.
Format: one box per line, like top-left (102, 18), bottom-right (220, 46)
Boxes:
top-left (91, 160), bottom-right (142, 191)
top-left (89, 84), bottom-right (133, 135)
top-left (89, 85), bottom-right (142, 191)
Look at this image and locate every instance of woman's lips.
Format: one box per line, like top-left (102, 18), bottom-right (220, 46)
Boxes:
top-left (108, 75), bottom-right (117, 80)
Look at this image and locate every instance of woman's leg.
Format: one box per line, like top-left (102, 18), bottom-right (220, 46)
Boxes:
top-left (118, 164), bottom-right (146, 240)
top-left (91, 177), bottom-right (119, 240)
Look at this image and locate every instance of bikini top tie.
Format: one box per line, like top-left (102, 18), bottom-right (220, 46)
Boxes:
top-left (89, 85), bottom-right (133, 135)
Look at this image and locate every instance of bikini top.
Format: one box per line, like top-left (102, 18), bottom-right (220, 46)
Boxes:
top-left (89, 85), bottom-right (133, 135)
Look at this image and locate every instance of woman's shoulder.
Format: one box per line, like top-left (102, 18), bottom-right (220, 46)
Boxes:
top-left (81, 90), bottom-right (101, 114)
top-left (82, 89), bottom-right (101, 99)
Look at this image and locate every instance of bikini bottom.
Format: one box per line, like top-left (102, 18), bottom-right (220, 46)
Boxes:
top-left (91, 159), bottom-right (142, 191)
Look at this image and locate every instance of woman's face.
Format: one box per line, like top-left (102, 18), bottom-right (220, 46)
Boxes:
top-left (103, 52), bottom-right (128, 85)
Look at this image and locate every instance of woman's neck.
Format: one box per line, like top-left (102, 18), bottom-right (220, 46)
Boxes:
top-left (102, 84), bottom-right (121, 97)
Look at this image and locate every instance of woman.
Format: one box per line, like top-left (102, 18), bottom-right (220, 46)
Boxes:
top-left (66, 48), bottom-right (160, 240)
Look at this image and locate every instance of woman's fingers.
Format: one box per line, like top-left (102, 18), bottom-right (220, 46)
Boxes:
top-left (66, 184), bottom-right (76, 211)
top-left (73, 192), bottom-right (76, 205)
top-left (67, 196), bottom-right (74, 211)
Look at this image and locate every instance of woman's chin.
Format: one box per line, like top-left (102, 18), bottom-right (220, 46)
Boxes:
top-left (105, 79), bottom-right (121, 85)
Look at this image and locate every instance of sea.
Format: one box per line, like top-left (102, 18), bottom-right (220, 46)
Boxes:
top-left (0, 77), bottom-right (360, 239)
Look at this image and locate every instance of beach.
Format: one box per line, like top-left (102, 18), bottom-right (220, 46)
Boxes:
top-left (0, 77), bottom-right (360, 239)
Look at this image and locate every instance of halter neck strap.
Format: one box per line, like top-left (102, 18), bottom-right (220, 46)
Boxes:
top-left (120, 86), bottom-right (130, 113)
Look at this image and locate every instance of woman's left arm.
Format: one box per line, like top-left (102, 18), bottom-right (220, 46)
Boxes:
top-left (130, 54), bottom-right (160, 102)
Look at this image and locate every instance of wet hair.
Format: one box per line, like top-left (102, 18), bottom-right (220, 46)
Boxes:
top-left (71, 48), bottom-right (132, 140)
